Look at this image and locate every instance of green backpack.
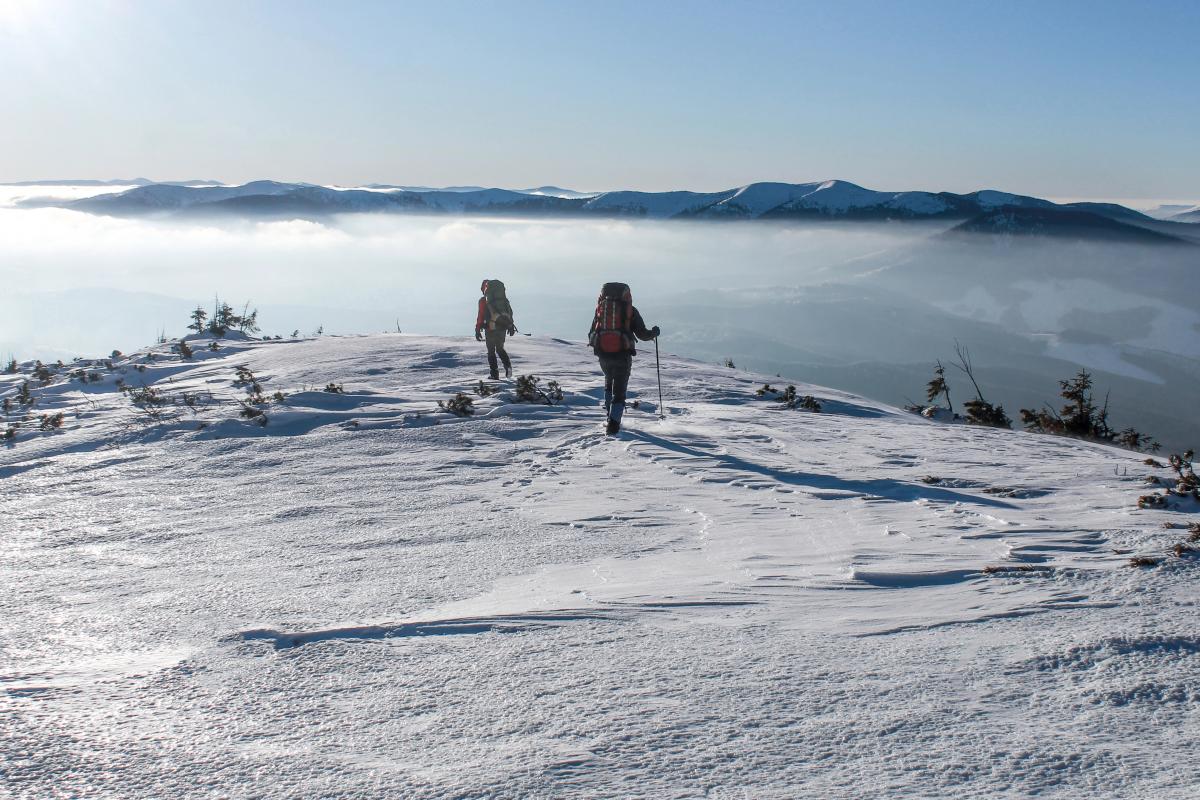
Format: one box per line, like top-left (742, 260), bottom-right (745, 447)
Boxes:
top-left (484, 279), bottom-right (514, 330)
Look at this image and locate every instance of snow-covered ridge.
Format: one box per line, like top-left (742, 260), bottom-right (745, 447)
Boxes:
top-left (15, 178), bottom-right (1179, 227)
top-left (4, 333), bottom-right (1196, 797)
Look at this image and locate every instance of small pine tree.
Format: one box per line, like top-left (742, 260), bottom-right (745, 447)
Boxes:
top-left (963, 398), bottom-right (1012, 429)
top-left (724, 358), bottom-right (736, 369)
top-left (208, 298), bottom-right (239, 337)
top-left (178, 340), bottom-right (194, 359)
top-left (238, 303), bottom-right (260, 334)
top-left (1168, 450), bottom-right (1198, 496)
top-left (1116, 428), bottom-right (1160, 453)
top-left (16, 381), bottom-right (34, 406)
top-left (952, 343), bottom-right (1010, 429)
top-left (188, 306), bottom-right (208, 334)
top-left (925, 361), bottom-right (953, 412)
top-left (1019, 369), bottom-right (1154, 450)
top-left (4, 356), bottom-right (17, 374)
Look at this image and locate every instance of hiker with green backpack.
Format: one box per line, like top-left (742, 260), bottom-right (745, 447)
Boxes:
top-left (475, 279), bottom-right (516, 379)
top-left (588, 282), bottom-right (660, 435)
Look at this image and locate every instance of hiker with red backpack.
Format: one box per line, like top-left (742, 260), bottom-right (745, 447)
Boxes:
top-left (588, 282), bottom-right (660, 435)
top-left (475, 279), bottom-right (516, 379)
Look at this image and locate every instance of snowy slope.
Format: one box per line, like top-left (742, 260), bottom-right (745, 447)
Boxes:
top-left (3, 335), bottom-right (1198, 798)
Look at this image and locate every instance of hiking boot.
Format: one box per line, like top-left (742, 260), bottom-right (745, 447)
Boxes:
top-left (489, 371), bottom-right (499, 380)
top-left (504, 364), bottom-right (512, 378)
top-left (605, 418), bottom-right (620, 436)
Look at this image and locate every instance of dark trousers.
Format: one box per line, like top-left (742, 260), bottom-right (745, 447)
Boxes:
top-left (485, 328), bottom-right (511, 376)
top-left (598, 353), bottom-right (633, 423)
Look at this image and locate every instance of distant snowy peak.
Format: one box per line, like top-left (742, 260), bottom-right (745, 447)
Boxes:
top-left (42, 179), bottom-right (1183, 238)
top-left (517, 186), bottom-right (599, 199)
top-left (1170, 206), bottom-right (1200, 223)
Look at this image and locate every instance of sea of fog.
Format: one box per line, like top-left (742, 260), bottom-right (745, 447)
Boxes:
top-left (0, 186), bottom-right (918, 354)
top-left (3, 185), bottom-right (1198, 451)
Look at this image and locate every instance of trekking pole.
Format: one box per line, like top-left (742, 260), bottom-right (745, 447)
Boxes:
top-left (655, 336), bottom-right (665, 420)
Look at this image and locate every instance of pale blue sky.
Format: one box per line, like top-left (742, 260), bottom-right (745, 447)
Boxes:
top-left (1, 0), bottom-right (1196, 199)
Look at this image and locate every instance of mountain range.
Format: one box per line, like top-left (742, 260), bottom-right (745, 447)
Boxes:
top-left (11, 178), bottom-right (1199, 242)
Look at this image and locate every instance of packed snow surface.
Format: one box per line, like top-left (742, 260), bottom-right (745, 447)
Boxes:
top-left (2, 334), bottom-right (1198, 798)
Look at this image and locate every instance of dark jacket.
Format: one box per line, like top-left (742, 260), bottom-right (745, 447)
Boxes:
top-left (589, 305), bottom-right (655, 356)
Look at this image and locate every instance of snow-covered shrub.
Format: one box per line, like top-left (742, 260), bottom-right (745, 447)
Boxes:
top-left (724, 358), bottom-right (736, 369)
top-left (438, 392), bottom-right (475, 417)
top-left (208, 341), bottom-right (220, 352)
top-left (238, 402), bottom-right (268, 425)
top-left (324, 383), bottom-right (344, 394)
top-left (127, 386), bottom-right (165, 406)
top-left (963, 398), bottom-right (1011, 429)
top-left (233, 366), bottom-right (266, 401)
top-left (757, 384), bottom-right (820, 412)
top-left (177, 340), bottom-right (194, 359)
top-left (2, 398), bottom-right (11, 414)
top-left (1137, 492), bottom-right (1168, 510)
top-left (514, 375), bottom-right (562, 405)
top-left (1168, 450), bottom-right (1198, 497)
top-left (271, 391), bottom-right (287, 403)
top-left (16, 381), bottom-right (33, 406)
top-left (1128, 556), bottom-right (1161, 568)
top-left (39, 412), bottom-right (64, 431)
top-left (475, 380), bottom-right (497, 397)
top-left (33, 361), bottom-right (53, 384)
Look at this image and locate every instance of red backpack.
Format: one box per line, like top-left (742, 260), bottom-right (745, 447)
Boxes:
top-left (590, 282), bottom-right (633, 354)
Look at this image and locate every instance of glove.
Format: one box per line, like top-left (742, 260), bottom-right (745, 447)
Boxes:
top-left (508, 326), bottom-right (517, 336)
top-left (474, 329), bottom-right (483, 342)
top-left (651, 325), bottom-right (661, 338)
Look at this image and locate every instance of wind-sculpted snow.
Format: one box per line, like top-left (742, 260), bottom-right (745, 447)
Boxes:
top-left (2, 335), bottom-right (1198, 798)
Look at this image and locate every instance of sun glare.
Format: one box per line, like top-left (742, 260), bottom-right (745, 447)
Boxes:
top-left (0, 0), bottom-right (47, 32)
